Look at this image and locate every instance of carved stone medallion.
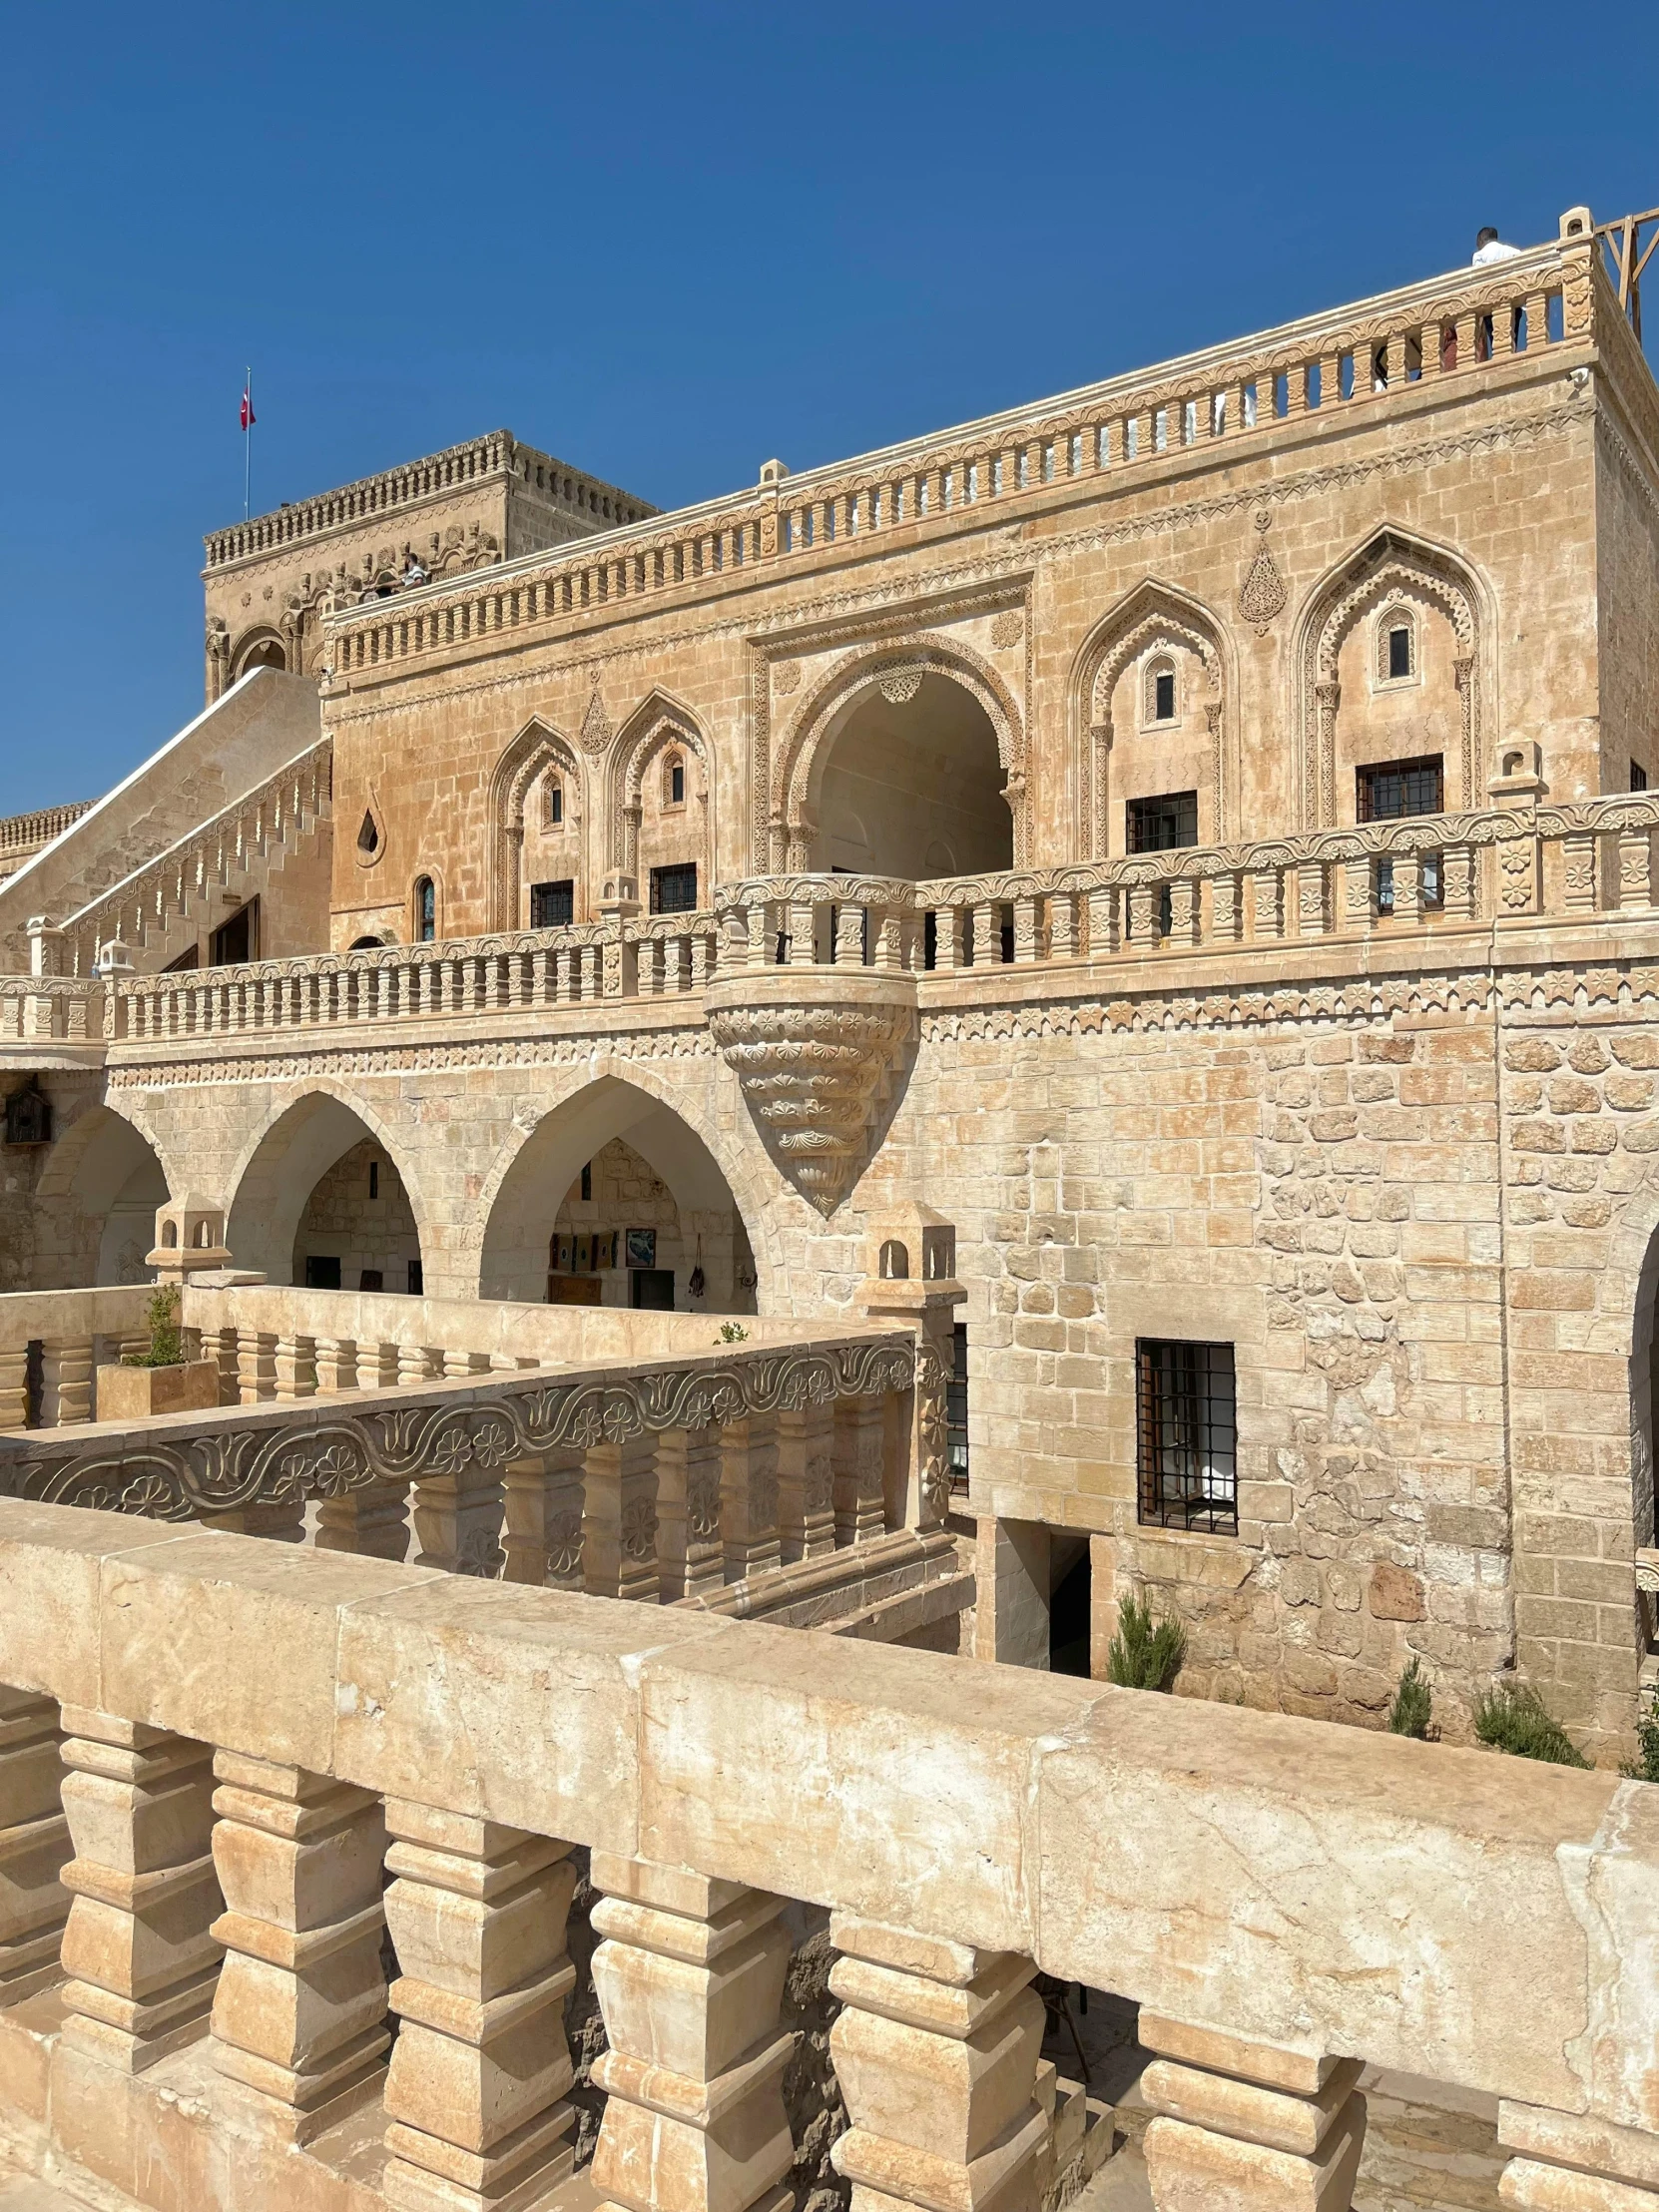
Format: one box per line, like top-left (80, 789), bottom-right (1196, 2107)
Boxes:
top-left (1238, 510), bottom-right (1288, 635)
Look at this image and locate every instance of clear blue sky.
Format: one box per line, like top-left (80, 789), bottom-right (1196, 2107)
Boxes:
top-left (3, 0), bottom-right (1655, 812)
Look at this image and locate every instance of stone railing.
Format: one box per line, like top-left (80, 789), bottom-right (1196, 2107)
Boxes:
top-left (10, 789), bottom-right (1659, 1058)
top-left (0, 1287), bottom-right (154, 1430)
top-left (44, 737), bottom-right (333, 978)
top-left (0, 1494), bottom-right (1654, 2212)
top-left (321, 228), bottom-right (1588, 680)
top-left (0, 1322), bottom-right (947, 1617)
top-left (0, 802), bottom-right (91, 859)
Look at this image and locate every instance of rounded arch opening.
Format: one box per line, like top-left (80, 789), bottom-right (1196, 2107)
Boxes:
top-left (226, 1093), bottom-right (426, 1291)
top-left (34, 1104), bottom-right (170, 1287)
top-left (479, 1076), bottom-right (758, 1312)
top-left (235, 636), bottom-right (287, 679)
top-left (810, 670), bottom-right (1011, 877)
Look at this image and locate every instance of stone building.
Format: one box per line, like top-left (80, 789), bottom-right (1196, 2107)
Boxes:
top-left (5, 201), bottom-right (1659, 1769)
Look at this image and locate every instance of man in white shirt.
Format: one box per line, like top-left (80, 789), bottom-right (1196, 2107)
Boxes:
top-left (1472, 226), bottom-right (1522, 266)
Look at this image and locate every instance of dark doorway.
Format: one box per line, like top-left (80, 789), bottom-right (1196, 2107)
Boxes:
top-left (1049, 1546), bottom-right (1092, 1677)
top-left (210, 899), bottom-right (259, 967)
top-left (631, 1268), bottom-right (675, 1310)
top-left (302, 1255), bottom-right (341, 1290)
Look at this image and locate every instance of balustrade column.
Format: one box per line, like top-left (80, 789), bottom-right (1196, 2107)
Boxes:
top-left (1140, 2010), bottom-right (1366, 2212)
top-left (57, 1708), bottom-right (223, 2071)
top-left (399, 1344), bottom-right (440, 1385)
top-left (1167, 878), bottom-right (1201, 946)
top-left (829, 1915), bottom-right (1046, 2212)
top-left (1392, 852), bottom-right (1422, 922)
top-left (1619, 827), bottom-right (1655, 909)
top-left (0, 1349), bottom-right (27, 1430)
top-left (500, 1445), bottom-right (586, 1586)
top-left (1085, 883), bottom-right (1120, 956)
top-left (315, 1475), bottom-right (411, 1562)
top-left (777, 1403), bottom-right (836, 1562)
top-left (970, 899), bottom-right (997, 965)
top-left (1297, 860), bottom-right (1331, 936)
top-left (1013, 895), bottom-right (1041, 962)
top-left (275, 1333), bottom-right (318, 1399)
top-left (1252, 867), bottom-right (1285, 939)
top-left (1440, 842), bottom-right (1478, 919)
top-left (237, 1327), bottom-right (278, 1403)
top-left (0, 1689), bottom-right (72, 2000)
top-left (412, 1461), bottom-right (505, 1577)
top-left (1127, 884), bottom-right (1157, 944)
top-left (1561, 830), bottom-right (1598, 913)
top-left (313, 1336), bottom-right (358, 1391)
top-left (833, 1394), bottom-right (887, 1547)
top-left (382, 1804), bottom-right (579, 2212)
top-left (933, 902), bottom-right (967, 969)
top-left (1498, 2101), bottom-right (1659, 2209)
top-left (720, 1414), bottom-right (781, 1582)
top-left (41, 1337), bottom-right (93, 1425)
top-left (209, 1324), bottom-right (240, 1404)
top-left (208, 1754), bottom-right (388, 2138)
top-left (1212, 871), bottom-right (1244, 941)
top-left (652, 1424), bottom-right (726, 1599)
top-left (1343, 857), bottom-right (1376, 927)
top-left (589, 1854), bottom-right (797, 2212)
top-left (1048, 890), bottom-right (1080, 958)
top-left (582, 1432), bottom-right (660, 1601)
top-left (360, 1341), bottom-right (401, 1390)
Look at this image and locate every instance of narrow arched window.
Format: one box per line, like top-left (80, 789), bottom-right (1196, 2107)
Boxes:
top-left (415, 876), bottom-right (436, 942)
top-left (1145, 656), bottom-right (1178, 725)
top-left (546, 778), bottom-right (564, 828)
top-left (665, 752), bottom-right (685, 807)
top-left (1378, 608), bottom-right (1417, 685)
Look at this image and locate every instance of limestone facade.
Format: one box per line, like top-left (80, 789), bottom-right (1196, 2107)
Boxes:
top-left (6, 209), bottom-right (1659, 1762)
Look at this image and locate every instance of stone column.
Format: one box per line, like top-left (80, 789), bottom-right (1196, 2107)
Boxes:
top-left (582, 1433), bottom-right (661, 1602)
top-left (274, 1334), bottom-right (318, 1399)
top-left (209, 1754), bottom-right (388, 2138)
top-left (313, 1337), bottom-right (358, 1392)
top-left (314, 1475), bottom-right (411, 1562)
top-left (589, 1854), bottom-right (797, 2212)
top-left (655, 1425), bottom-right (726, 1600)
top-left (829, 1914), bottom-right (1046, 2212)
top-left (57, 1709), bottom-right (223, 2071)
top-left (1499, 2101), bottom-right (1659, 2209)
top-left (832, 1395), bottom-right (887, 1547)
top-left (237, 1328), bottom-right (278, 1404)
top-left (41, 1338), bottom-right (93, 1426)
top-left (776, 1404), bottom-right (836, 1563)
top-left (381, 1803), bottom-right (578, 2212)
top-left (1140, 2011), bottom-right (1366, 2212)
top-left (412, 1465), bottom-right (505, 1577)
top-left (500, 1446), bottom-right (585, 1586)
top-left (0, 1348), bottom-right (28, 1431)
top-left (399, 1344), bottom-right (440, 1386)
top-left (720, 1414), bottom-right (781, 1583)
top-left (0, 1689), bottom-right (72, 1999)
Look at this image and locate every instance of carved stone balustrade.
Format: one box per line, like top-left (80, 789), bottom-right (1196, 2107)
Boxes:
top-left (0, 1499), bottom-right (1653, 2212)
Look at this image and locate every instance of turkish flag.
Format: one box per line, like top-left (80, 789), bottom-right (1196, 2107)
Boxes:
top-left (240, 387), bottom-right (255, 430)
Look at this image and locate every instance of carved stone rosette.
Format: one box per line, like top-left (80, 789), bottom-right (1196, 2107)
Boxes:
top-left (705, 970), bottom-right (916, 1215)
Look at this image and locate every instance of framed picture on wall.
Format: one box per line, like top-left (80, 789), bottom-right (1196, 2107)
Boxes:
top-left (574, 1234), bottom-right (592, 1273)
top-left (626, 1228), bottom-right (657, 1269)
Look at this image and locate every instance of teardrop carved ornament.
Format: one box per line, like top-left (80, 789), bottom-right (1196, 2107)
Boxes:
top-left (1238, 511), bottom-right (1288, 634)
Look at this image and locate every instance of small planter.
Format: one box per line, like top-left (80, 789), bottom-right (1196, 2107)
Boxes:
top-left (96, 1361), bottom-right (222, 1422)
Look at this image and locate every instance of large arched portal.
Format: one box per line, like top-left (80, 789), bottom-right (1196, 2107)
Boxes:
top-left (479, 1077), bottom-right (757, 1313)
top-left (811, 671), bottom-right (1012, 878)
top-left (227, 1094), bottom-right (427, 1291)
top-left (33, 1105), bottom-right (170, 1288)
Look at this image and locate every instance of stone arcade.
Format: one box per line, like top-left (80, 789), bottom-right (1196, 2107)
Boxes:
top-left (2, 207), bottom-right (1659, 2212)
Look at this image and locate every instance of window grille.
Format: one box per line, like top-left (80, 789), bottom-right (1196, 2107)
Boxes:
top-left (1136, 1339), bottom-right (1238, 1534)
top-left (650, 862), bottom-right (699, 914)
top-left (414, 877), bottom-right (436, 942)
top-left (531, 878), bottom-right (574, 928)
top-left (946, 1322), bottom-right (969, 1492)
top-left (1357, 757), bottom-right (1442, 824)
top-left (1126, 791), bottom-right (1199, 853)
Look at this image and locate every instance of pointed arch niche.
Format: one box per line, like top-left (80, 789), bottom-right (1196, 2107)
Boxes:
top-left (1071, 582), bottom-right (1232, 860)
top-left (609, 693), bottom-right (714, 914)
top-left (1294, 528), bottom-right (1489, 830)
top-left (773, 636), bottom-right (1028, 874)
top-left (487, 716), bottom-right (585, 931)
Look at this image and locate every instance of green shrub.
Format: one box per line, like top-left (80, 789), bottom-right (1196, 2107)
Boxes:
top-left (124, 1285), bottom-right (183, 1371)
top-left (717, 1321), bottom-right (750, 1345)
top-left (1622, 1697), bottom-right (1659, 1783)
top-left (1473, 1681), bottom-right (1590, 1768)
top-left (1388, 1655), bottom-right (1433, 1740)
top-left (1106, 1592), bottom-right (1186, 1693)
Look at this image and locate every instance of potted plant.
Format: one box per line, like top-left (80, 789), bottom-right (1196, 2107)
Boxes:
top-left (96, 1285), bottom-right (222, 1420)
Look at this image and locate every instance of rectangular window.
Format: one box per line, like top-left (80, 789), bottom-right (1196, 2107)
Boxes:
top-left (1387, 625), bottom-right (1412, 680)
top-left (1154, 669), bottom-right (1176, 721)
top-left (650, 862), bottom-right (699, 914)
top-left (302, 1255), bottom-right (341, 1291)
top-left (368, 1160), bottom-right (379, 1201)
top-left (1357, 756), bottom-right (1442, 823)
top-left (407, 1260), bottom-right (423, 1296)
top-left (209, 898), bottom-right (259, 967)
top-left (1136, 1339), bottom-right (1238, 1535)
top-left (946, 1322), bottom-right (969, 1492)
top-left (530, 878), bottom-right (574, 928)
top-left (580, 1161), bottom-right (592, 1202)
top-left (1126, 791), bottom-right (1199, 853)
top-left (1634, 762), bottom-right (1650, 794)
top-left (358, 1268), bottom-right (383, 1293)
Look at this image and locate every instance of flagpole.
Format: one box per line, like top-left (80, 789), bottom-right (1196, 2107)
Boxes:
top-left (244, 366), bottom-right (252, 520)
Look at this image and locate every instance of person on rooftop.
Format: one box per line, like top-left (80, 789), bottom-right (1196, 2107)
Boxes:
top-left (1472, 225), bottom-right (1522, 266)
